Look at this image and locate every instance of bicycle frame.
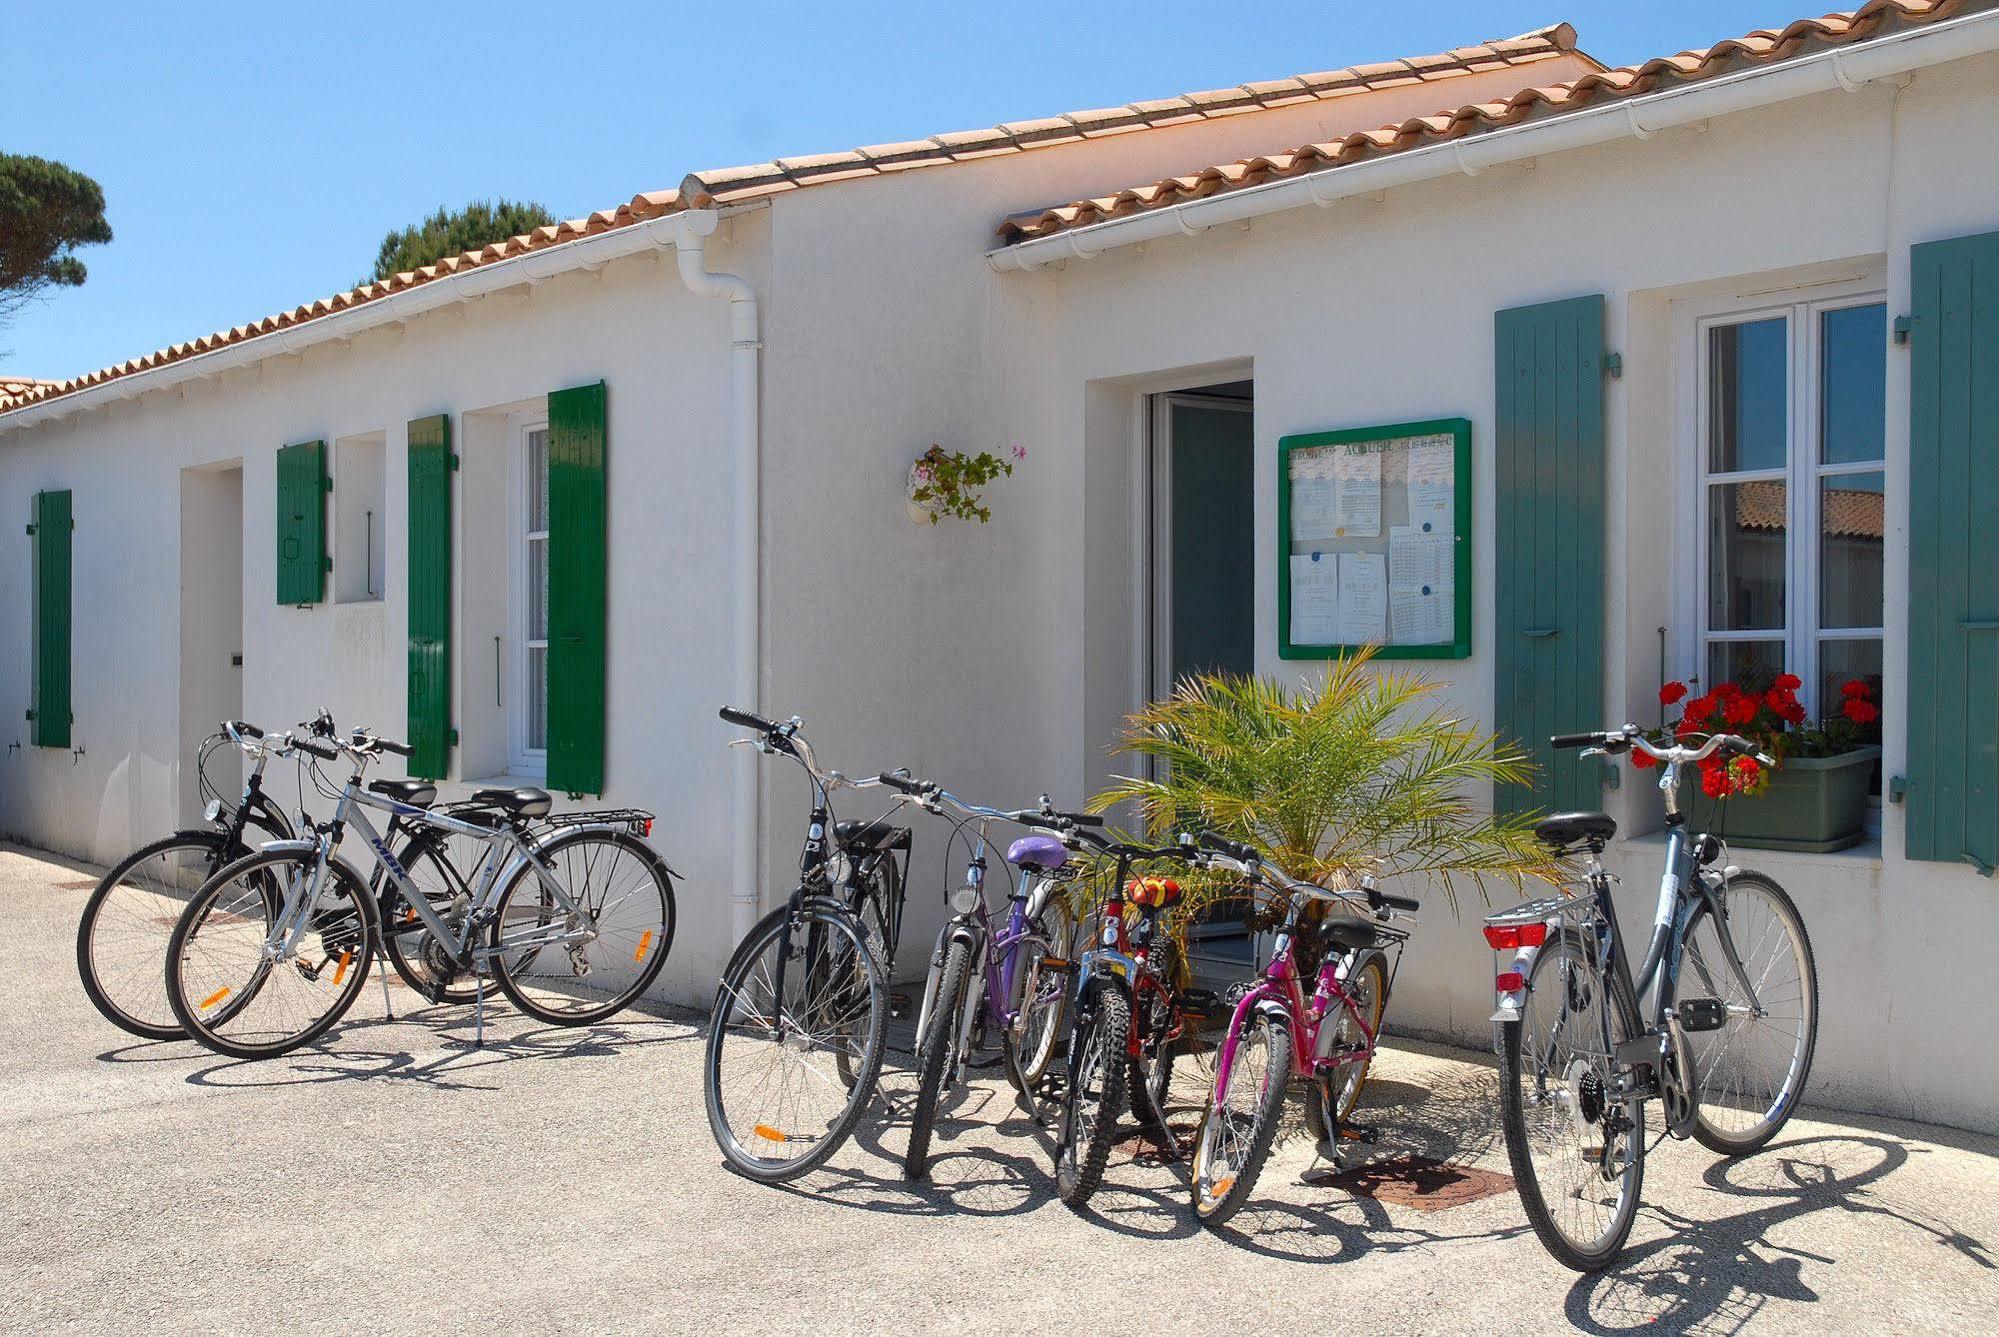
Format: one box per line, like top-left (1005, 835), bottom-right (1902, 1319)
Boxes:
top-left (1213, 939), bottom-right (1378, 1105)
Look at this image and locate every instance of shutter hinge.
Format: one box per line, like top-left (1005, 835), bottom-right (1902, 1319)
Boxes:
top-left (1602, 763), bottom-right (1621, 791)
top-left (448, 728), bottom-right (460, 746)
top-left (24, 709), bottom-right (34, 721)
top-left (24, 524), bottom-right (33, 536)
top-left (449, 453), bottom-right (461, 471)
top-left (1888, 775), bottom-right (1907, 804)
top-left (1893, 315), bottom-right (1913, 346)
top-left (1603, 352), bottom-right (1623, 379)
top-left (323, 477), bottom-right (334, 493)
top-left (324, 557), bottom-right (333, 572)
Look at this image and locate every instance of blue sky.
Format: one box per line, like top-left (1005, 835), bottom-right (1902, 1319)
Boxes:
top-left (4, 1), bottom-right (1792, 381)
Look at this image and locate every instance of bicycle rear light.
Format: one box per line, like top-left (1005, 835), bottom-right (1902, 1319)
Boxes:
top-left (1482, 922), bottom-right (1548, 951)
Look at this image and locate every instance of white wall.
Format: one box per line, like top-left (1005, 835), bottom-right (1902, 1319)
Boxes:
top-left (0, 238), bottom-right (754, 996)
top-left (983, 54), bottom-right (1999, 1131)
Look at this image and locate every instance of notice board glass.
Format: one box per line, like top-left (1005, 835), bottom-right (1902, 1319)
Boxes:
top-left (1277, 417), bottom-right (1471, 660)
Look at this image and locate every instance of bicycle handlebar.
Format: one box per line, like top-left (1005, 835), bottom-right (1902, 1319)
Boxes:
top-left (719, 705), bottom-right (778, 733)
top-left (293, 735), bottom-right (340, 761)
top-left (1553, 725), bottom-right (1775, 768)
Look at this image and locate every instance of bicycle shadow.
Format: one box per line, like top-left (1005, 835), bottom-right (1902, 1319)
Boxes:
top-left (1565, 1134), bottom-right (1996, 1336)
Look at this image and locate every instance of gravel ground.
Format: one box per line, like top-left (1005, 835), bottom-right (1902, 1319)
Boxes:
top-left (5, 842), bottom-right (1996, 1336)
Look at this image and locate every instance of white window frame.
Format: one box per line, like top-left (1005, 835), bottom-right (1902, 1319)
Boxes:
top-left (1675, 278), bottom-right (1886, 720)
top-left (507, 413), bottom-right (549, 777)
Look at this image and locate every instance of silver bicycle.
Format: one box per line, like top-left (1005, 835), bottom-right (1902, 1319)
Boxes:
top-left (1488, 727), bottom-right (1820, 1271)
top-left (164, 726), bottom-right (676, 1059)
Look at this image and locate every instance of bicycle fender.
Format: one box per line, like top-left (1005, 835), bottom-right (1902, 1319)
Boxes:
top-left (1022, 874), bottom-right (1061, 923)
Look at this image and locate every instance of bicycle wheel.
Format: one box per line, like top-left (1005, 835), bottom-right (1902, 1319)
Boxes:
top-left (903, 936), bottom-right (970, 1181)
top-left (488, 829), bottom-right (676, 1025)
top-left (77, 832), bottom-right (229, 1038)
top-left (382, 832), bottom-right (481, 1004)
top-left (1055, 982), bottom-right (1130, 1207)
top-left (1499, 928), bottom-right (1646, 1272)
top-left (1304, 952), bottom-right (1387, 1138)
top-left (166, 849), bottom-right (376, 1060)
top-left (1681, 870), bottom-right (1818, 1154)
top-left (706, 901), bottom-right (888, 1182)
top-left (1190, 1010), bottom-right (1291, 1226)
top-left (1002, 897), bottom-right (1074, 1096)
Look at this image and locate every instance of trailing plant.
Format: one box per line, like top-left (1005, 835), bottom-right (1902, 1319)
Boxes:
top-left (1088, 650), bottom-right (1558, 922)
top-left (1638, 673), bottom-right (1882, 798)
top-left (907, 444), bottom-right (1023, 524)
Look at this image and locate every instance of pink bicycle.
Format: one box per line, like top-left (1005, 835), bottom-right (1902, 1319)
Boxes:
top-left (1182, 833), bottom-right (1418, 1226)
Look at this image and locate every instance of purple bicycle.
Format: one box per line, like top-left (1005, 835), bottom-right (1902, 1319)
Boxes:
top-left (879, 772), bottom-right (1096, 1183)
top-left (1182, 832), bottom-right (1419, 1226)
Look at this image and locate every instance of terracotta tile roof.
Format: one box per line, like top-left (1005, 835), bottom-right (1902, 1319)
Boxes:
top-left (997, 1), bottom-right (1974, 243)
top-left (1, 28), bottom-right (1589, 421)
top-left (0, 376), bottom-right (58, 411)
top-left (675, 26), bottom-right (1589, 207)
top-left (0, 192), bottom-right (685, 418)
top-left (1735, 478), bottom-right (1885, 538)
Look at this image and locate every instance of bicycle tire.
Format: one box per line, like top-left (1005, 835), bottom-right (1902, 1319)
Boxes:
top-left (487, 829), bottom-right (676, 1025)
top-left (166, 848), bottom-right (377, 1060)
top-left (1683, 870), bottom-right (1819, 1155)
top-left (1056, 982), bottom-right (1130, 1207)
top-left (77, 831), bottom-right (230, 1038)
top-left (705, 900), bottom-right (888, 1182)
top-left (1001, 898), bottom-right (1073, 1098)
top-left (1190, 1010), bottom-right (1292, 1226)
top-left (1499, 927), bottom-right (1646, 1272)
top-left (903, 936), bottom-right (970, 1181)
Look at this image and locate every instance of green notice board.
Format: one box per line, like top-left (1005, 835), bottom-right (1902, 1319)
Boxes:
top-left (1277, 417), bottom-right (1471, 660)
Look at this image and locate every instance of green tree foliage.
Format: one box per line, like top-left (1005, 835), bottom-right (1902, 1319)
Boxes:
top-left (0, 153), bottom-right (112, 320)
top-left (369, 199), bottom-right (557, 282)
top-left (1091, 649), bottom-right (1557, 916)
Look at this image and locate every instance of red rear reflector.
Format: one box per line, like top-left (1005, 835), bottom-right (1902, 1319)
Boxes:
top-left (1495, 971), bottom-right (1525, 992)
top-left (643, 818), bottom-right (653, 838)
top-left (1483, 922), bottom-right (1548, 951)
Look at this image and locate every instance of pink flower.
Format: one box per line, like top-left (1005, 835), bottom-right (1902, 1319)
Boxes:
top-left (912, 464), bottom-right (933, 483)
top-left (1010, 445), bottom-right (1028, 461)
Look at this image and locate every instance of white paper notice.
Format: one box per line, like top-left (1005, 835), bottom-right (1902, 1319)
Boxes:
top-left (1289, 553), bottom-right (1339, 645)
top-left (1405, 438), bottom-right (1455, 536)
top-left (1389, 525), bottom-right (1453, 591)
top-left (1290, 475), bottom-right (1341, 541)
top-left (1391, 584), bottom-right (1451, 644)
top-left (1334, 449), bottom-right (1382, 539)
top-left (1337, 552), bottom-right (1388, 644)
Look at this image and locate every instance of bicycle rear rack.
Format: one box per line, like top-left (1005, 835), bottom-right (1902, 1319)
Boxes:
top-left (535, 807), bottom-right (656, 837)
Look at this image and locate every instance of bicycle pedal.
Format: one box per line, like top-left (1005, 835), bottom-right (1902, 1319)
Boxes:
top-left (1678, 997), bottom-right (1727, 1032)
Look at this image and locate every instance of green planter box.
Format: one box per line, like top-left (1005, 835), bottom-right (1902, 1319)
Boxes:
top-left (1685, 746), bottom-right (1880, 853)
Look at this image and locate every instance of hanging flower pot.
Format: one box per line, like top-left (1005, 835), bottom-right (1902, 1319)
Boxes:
top-left (905, 444), bottom-right (1024, 525)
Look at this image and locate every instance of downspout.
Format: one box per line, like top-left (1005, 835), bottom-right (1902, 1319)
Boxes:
top-left (666, 209), bottom-right (763, 944)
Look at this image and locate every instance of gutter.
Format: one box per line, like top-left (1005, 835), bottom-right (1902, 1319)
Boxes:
top-left (0, 204), bottom-right (764, 433)
top-left (662, 211), bottom-right (765, 945)
top-left (987, 6), bottom-right (1999, 273)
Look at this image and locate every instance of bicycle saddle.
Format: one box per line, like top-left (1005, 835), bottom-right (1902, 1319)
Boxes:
top-left (367, 778), bottom-right (438, 808)
top-left (1005, 834), bottom-right (1067, 871)
top-left (1533, 811), bottom-right (1617, 848)
top-left (835, 817), bottom-right (912, 852)
top-left (468, 786), bottom-right (553, 818)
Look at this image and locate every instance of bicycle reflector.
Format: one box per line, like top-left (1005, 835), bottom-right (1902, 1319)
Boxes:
top-left (1494, 971), bottom-right (1526, 992)
top-left (1482, 922), bottom-right (1548, 951)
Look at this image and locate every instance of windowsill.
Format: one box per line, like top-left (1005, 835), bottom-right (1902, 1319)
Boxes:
top-left (463, 771), bottom-right (547, 789)
top-left (333, 596), bottom-right (385, 609)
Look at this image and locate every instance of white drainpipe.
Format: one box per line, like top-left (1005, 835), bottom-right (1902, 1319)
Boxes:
top-left (663, 210), bottom-right (764, 944)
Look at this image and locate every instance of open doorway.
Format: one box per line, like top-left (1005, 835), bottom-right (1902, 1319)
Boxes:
top-left (1147, 379), bottom-right (1257, 982)
top-left (179, 463), bottom-right (243, 825)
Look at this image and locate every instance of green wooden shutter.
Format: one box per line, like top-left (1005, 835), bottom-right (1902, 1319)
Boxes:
top-left (276, 440), bottom-right (328, 605)
top-left (1906, 228), bottom-right (1999, 871)
top-left (28, 489), bottom-right (72, 749)
top-left (1494, 294), bottom-right (1608, 814)
top-left (547, 381), bottom-right (607, 795)
top-left (407, 414), bottom-right (454, 779)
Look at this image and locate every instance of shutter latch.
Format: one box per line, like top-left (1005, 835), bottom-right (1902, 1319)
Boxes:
top-left (1603, 352), bottom-right (1623, 379)
top-left (1888, 775), bottom-right (1907, 804)
top-left (1893, 315), bottom-right (1913, 345)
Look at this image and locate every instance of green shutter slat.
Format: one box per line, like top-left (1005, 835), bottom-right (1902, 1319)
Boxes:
top-left (1907, 228), bottom-right (1999, 868)
top-left (30, 489), bottom-right (72, 749)
top-left (1494, 295), bottom-right (1606, 815)
top-left (546, 381), bottom-right (607, 795)
top-left (407, 414), bottom-right (453, 780)
top-left (275, 440), bottom-right (327, 605)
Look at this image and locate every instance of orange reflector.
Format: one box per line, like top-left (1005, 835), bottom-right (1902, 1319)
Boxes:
top-left (404, 907), bottom-right (417, 924)
top-left (199, 986), bottom-right (232, 1011)
top-left (333, 948), bottom-right (353, 986)
top-left (752, 1124), bottom-right (788, 1144)
top-left (1211, 1175), bottom-right (1236, 1198)
top-left (635, 929), bottom-right (654, 963)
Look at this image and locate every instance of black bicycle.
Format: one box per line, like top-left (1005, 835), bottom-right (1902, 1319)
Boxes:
top-left (704, 707), bottom-right (913, 1182)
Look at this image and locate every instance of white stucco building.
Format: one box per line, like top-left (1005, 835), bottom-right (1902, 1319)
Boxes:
top-left (5, 1), bottom-right (1997, 1132)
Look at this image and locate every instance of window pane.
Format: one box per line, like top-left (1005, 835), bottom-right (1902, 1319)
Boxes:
top-left (1708, 480), bottom-right (1786, 630)
top-left (1709, 318), bottom-right (1788, 473)
top-left (1820, 304), bottom-right (1886, 466)
top-left (1706, 640), bottom-right (1785, 694)
top-left (528, 536), bottom-right (548, 641)
top-left (528, 428), bottom-right (549, 533)
top-left (528, 647), bottom-right (548, 751)
top-left (1820, 470), bottom-right (1884, 629)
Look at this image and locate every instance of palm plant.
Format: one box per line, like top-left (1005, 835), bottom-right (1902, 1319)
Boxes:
top-left (1092, 651), bottom-right (1557, 918)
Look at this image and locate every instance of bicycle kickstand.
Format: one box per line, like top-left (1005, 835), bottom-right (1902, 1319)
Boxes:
top-left (473, 974), bottom-right (487, 1048)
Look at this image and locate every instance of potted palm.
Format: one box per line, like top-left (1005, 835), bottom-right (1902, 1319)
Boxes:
top-left (1090, 650), bottom-right (1559, 927)
top-left (1638, 673), bottom-right (1881, 852)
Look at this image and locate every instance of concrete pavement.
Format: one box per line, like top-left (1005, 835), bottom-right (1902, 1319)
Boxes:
top-left (5, 843), bottom-right (1995, 1335)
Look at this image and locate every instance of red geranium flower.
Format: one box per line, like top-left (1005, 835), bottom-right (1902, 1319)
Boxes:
top-left (1724, 694), bottom-right (1759, 727)
top-left (1700, 760), bottom-right (1730, 798)
top-left (1842, 679), bottom-right (1869, 699)
top-left (1659, 681), bottom-right (1689, 707)
top-left (1775, 673), bottom-right (1803, 691)
top-left (1844, 698), bottom-right (1880, 724)
top-left (1631, 749), bottom-right (1657, 770)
